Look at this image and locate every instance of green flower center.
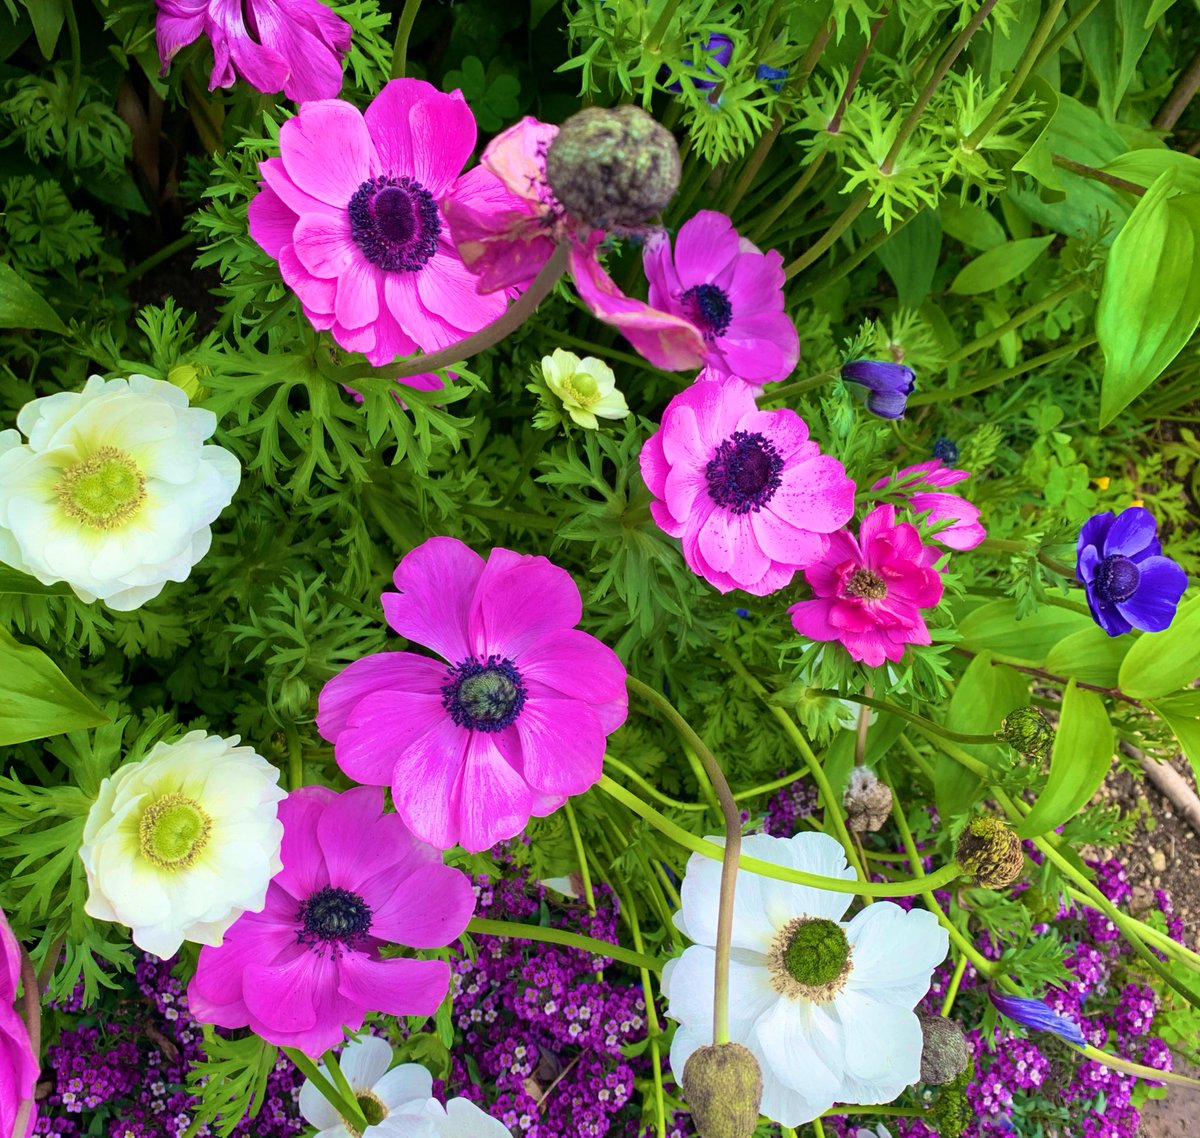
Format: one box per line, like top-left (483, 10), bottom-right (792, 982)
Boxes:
top-left (561, 371), bottom-right (601, 407)
top-left (347, 1091), bottom-right (387, 1137)
top-left (56, 446), bottom-right (146, 530)
top-left (768, 916), bottom-right (852, 1003)
top-left (138, 792), bottom-right (212, 870)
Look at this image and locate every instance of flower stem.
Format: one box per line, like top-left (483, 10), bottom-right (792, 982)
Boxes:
top-left (390, 0), bottom-right (424, 79)
top-left (323, 1050), bottom-right (365, 1125)
top-left (626, 674), bottom-right (741, 1045)
top-left (605, 753), bottom-right (708, 811)
top-left (284, 1048), bottom-right (368, 1132)
top-left (110, 232), bottom-right (198, 293)
top-left (465, 916), bottom-right (663, 972)
top-left (940, 281), bottom-right (1087, 366)
top-left (731, 767), bottom-right (811, 802)
top-left (1033, 0), bottom-right (1101, 71)
top-left (940, 952), bottom-right (970, 1016)
top-left (563, 799), bottom-right (597, 914)
top-left (784, 193), bottom-right (870, 279)
top-left (284, 722), bottom-right (303, 791)
top-left (646, 0), bottom-right (683, 52)
top-left (811, 689), bottom-right (1003, 747)
top-left (762, 366), bottom-right (838, 404)
top-left (748, 151), bottom-right (829, 244)
top-left (1076, 1043), bottom-right (1200, 1091)
top-left (827, 10), bottom-right (889, 134)
top-left (1050, 154), bottom-right (1145, 196)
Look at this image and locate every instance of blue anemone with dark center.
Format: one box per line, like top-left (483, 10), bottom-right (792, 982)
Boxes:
top-left (682, 283), bottom-right (734, 340)
top-left (296, 885), bottom-right (373, 954)
top-left (840, 359), bottom-right (916, 419)
top-left (705, 430), bottom-right (783, 514)
top-left (1076, 507), bottom-right (1187, 637)
top-left (348, 174), bottom-right (441, 272)
top-left (442, 654), bottom-right (528, 732)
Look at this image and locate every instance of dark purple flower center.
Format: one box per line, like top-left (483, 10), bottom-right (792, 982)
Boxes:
top-left (681, 283), bottom-right (733, 340)
top-left (442, 655), bottom-right (527, 732)
top-left (845, 568), bottom-right (887, 600)
top-left (705, 430), bottom-right (783, 514)
top-left (1093, 554), bottom-right (1140, 604)
top-left (348, 175), bottom-right (441, 272)
top-left (297, 886), bottom-right (373, 952)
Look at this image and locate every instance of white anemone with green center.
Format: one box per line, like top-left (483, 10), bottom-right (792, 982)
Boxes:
top-left (79, 730), bottom-right (286, 960)
top-left (661, 831), bottom-right (948, 1127)
top-left (540, 348), bottom-right (630, 429)
top-left (0, 373), bottom-right (240, 610)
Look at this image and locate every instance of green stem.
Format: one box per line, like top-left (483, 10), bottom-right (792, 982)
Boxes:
top-left (749, 151), bottom-right (829, 244)
top-left (762, 367), bottom-right (839, 404)
top-left (812, 1118), bottom-right (827, 1137)
top-left (1033, 0), bottom-right (1102, 71)
top-left (822, 1105), bottom-right (928, 1118)
top-left (604, 753), bottom-right (708, 811)
top-left (941, 281), bottom-right (1087, 365)
top-left (284, 722), bottom-right (303, 792)
top-left (732, 768), bottom-right (810, 802)
top-left (940, 952), bottom-right (970, 1016)
top-left (64, 0), bottom-right (82, 106)
top-left (283, 1048), bottom-right (368, 1132)
top-left (646, 0), bottom-right (683, 51)
top-left (466, 917), bottom-right (663, 972)
top-left (1077, 1043), bottom-right (1200, 1091)
top-left (323, 1051), bottom-right (363, 1124)
top-left (810, 690), bottom-right (1002, 746)
top-left (563, 799), bottom-right (597, 914)
top-left (110, 232), bottom-right (198, 293)
top-left (390, 0), bottom-right (423, 79)
top-left (965, 0), bottom-right (1067, 146)
top-left (1065, 886), bottom-right (1200, 971)
top-left (784, 193), bottom-right (870, 279)
top-left (599, 775), bottom-right (963, 898)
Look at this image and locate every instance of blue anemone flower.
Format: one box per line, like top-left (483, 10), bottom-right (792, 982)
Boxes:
top-left (661, 33), bottom-right (733, 93)
top-left (1076, 507), bottom-right (1187, 637)
top-left (840, 359), bottom-right (916, 420)
top-left (988, 989), bottom-right (1086, 1046)
top-left (756, 64), bottom-right (788, 92)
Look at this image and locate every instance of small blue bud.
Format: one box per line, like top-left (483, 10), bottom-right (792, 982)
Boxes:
top-left (932, 436), bottom-right (959, 464)
top-left (661, 33), bottom-right (734, 93)
top-left (988, 989), bottom-right (1086, 1046)
top-left (735, 607), bottom-right (750, 619)
top-left (756, 64), bottom-right (788, 92)
top-left (840, 359), bottom-right (916, 420)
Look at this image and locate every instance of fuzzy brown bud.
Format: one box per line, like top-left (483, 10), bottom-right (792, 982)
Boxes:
top-left (545, 105), bottom-right (681, 228)
top-left (918, 1014), bottom-right (970, 1086)
top-left (681, 1042), bottom-right (762, 1138)
top-left (999, 707), bottom-right (1054, 760)
top-left (955, 817), bottom-right (1024, 890)
top-left (843, 767), bottom-right (893, 833)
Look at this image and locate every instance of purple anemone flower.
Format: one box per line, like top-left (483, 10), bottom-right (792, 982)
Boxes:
top-left (989, 988), bottom-right (1086, 1047)
top-left (662, 33), bottom-right (734, 92)
top-left (1076, 507), bottom-right (1187, 637)
top-left (841, 360), bottom-right (916, 419)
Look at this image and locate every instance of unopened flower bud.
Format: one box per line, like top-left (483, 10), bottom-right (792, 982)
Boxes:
top-left (545, 105), bottom-right (681, 229)
top-left (276, 675), bottom-right (312, 718)
top-left (681, 1042), bottom-right (762, 1138)
top-left (955, 817), bottom-right (1024, 890)
top-left (167, 363), bottom-right (204, 400)
top-left (999, 707), bottom-right (1054, 760)
top-left (918, 1014), bottom-right (970, 1086)
top-left (843, 767), bottom-right (892, 833)
top-left (929, 1083), bottom-right (973, 1138)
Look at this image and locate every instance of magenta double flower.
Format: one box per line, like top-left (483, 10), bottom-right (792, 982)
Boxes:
top-left (2, 908), bottom-right (39, 1138)
top-left (318, 538), bottom-right (628, 852)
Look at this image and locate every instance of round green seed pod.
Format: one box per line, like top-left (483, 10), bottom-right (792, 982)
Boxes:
top-left (545, 105), bottom-right (681, 228)
top-left (681, 1042), bottom-right (763, 1138)
top-left (918, 1014), bottom-right (970, 1086)
top-left (1000, 707), bottom-right (1054, 760)
top-left (955, 817), bottom-right (1024, 890)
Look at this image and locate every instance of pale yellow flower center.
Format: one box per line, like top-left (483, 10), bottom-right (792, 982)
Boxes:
top-left (560, 371), bottom-right (602, 408)
top-left (56, 446), bottom-right (146, 530)
top-left (138, 792), bottom-right (212, 869)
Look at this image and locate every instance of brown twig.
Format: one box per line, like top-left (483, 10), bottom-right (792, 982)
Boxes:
top-left (1122, 741), bottom-right (1200, 836)
top-left (1154, 48), bottom-right (1200, 132)
top-left (1051, 154), bottom-right (1146, 196)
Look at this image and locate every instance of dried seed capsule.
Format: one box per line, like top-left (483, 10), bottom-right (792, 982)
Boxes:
top-left (681, 1042), bottom-right (763, 1138)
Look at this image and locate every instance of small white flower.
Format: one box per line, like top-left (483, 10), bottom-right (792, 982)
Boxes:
top-left (299, 1037), bottom-right (510, 1138)
top-left (79, 730), bottom-right (285, 959)
top-left (540, 349), bottom-right (629, 429)
top-left (0, 374), bottom-right (240, 610)
top-left (661, 831), bottom-right (948, 1128)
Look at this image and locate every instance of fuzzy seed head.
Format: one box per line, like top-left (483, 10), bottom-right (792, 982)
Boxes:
top-left (1000, 707), bottom-right (1054, 760)
top-left (918, 1014), bottom-right (970, 1086)
top-left (956, 817), bottom-right (1024, 890)
top-left (844, 767), bottom-right (893, 833)
top-left (681, 1043), bottom-right (763, 1138)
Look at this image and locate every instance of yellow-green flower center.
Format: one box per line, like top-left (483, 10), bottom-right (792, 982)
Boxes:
top-left (767, 916), bottom-right (853, 1003)
top-left (560, 371), bottom-right (601, 408)
top-left (347, 1091), bottom-right (387, 1137)
top-left (56, 446), bottom-right (146, 530)
top-left (138, 792), bottom-right (212, 869)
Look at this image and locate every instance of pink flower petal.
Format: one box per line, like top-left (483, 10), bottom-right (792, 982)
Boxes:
top-left (314, 785), bottom-right (409, 892)
top-left (392, 716), bottom-right (469, 849)
top-left (280, 100), bottom-right (375, 209)
top-left (750, 508), bottom-right (828, 568)
top-left (259, 156), bottom-right (336, 219)
top-left (407, 88), bottom-right (476, 196)
top-left (382, 536), bottom-right (485, 662)
top-left (468, 552), bottom-right (583, 660)
top-left (415, 245), bottom-right (508, 337)
top-left (292, 212), bottom-right (356, 279)
top-left (279, 245), bottom-right (336, 315)
top-left (698, 511), bottom-right (767, 581)
top-left (517, 630), bottom-right (627, 731)
top-left (247, 184), bottom-right (297, 258)
top-left (337, 953), bottom-right (450, 1018)
top-left (725, 247), bottom-right (786, 314)
top-left (365, 860), bottom-right (476, 947)
top-left (772, 456), bottom-right (856, 535)
top-left (334, 253), bottom-right (382, 330)
top-left (514, 694), bottom-right (605, 796)
top-left (318, 650), bottom-right (445, 742)
top-left (364, 79), bottom-right (421, 178)
top-left (717, 309), bottom-right (799, 383)
top-left (242, 948), bottom-right (319, 1037)
top-left (673, 210), bottom-right (740, 287)
top-left (455, 731), bottom-right (533, 852)
top-left (639, 429), bottom-right (670, 498)
top-left (274, 786), bottom-right (337, 900)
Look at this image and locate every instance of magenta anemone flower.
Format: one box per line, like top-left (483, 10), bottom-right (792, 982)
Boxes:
top-left (873, 460), bottom-right (986, 551)
top-left (1, 908), bottom-right (40, 1138)
top-left (316, 538), bottom-right (628, 852)
top-left (187, 786), bottom-right (474, 1058)
top-left (248, 79), bottom-right (517, 367)
top-left (638, 210), bottom-right (799, 385)
top-left (788, 504), bottom-right (944, 667)
top-left (639, 378), bottom-right (855, 595)
top-left (155, 0), bottom-right (351, 102)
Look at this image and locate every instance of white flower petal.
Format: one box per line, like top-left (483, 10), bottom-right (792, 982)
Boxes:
top-left (372, 1060), bottom-right (433, 1108)
top-left (845, 903), bottom-right (948, 1005)
top-left (298, 1076), bottom-right (346, 1131)
top-left (434, 1098), bottom-right (512, 1138)
top-left (752, 998), bottom-right (844, 1122)
top-left (831, 990), bottom-right (923, 1105)
top-left (338, 1036), bottom-right (395, 1090)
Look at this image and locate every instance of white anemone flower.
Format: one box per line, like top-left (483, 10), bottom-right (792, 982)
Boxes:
top-left (299, 1037), bottom-right (511, 1138)
top-left (0, 373), bottom-right (240, 610)
top-left (856, 1126), bottom-right (892, 1138)
top-left (79, 731), bottom-right (285, 959)
top-left (540, 348), bottom-right (629, 429)
top-left (662, 831), bottom-right (948, 1127)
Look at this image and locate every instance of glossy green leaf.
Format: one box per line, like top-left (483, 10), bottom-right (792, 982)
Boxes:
top-left (0, 262), bottom-right (68, 334)
top-left (1011, 77), bottom-right (1063, 197)
top-left (0, 566), bottom-right (70, 596)
top-left (1071, 0), bottom-right (1155, 122)
top-left (939, 201), bottom-right (1007, 251)
top-left (957, 599), bottom-right (1092, 666)
top-left (1017, 682), bottom-right (1114, 838)
top-left (0, 627), bottom-right (109, 745)
top-left (1044, 625), bottom-right (1130, 687)
top-left (1150, 692), bottom-right (1200, 787)
top-left (873, 208), bottom-right (943, 308)
top-left (949, 236), bottom-right (1055, 295)
top-left (1097, 172), bottom-right (1200, 426)
top-left (17, 0), bottom-right (65, 57)
top-left (1102, 150), bottom-right (1200, 195)
top-left (1118, 593), bottom-right (1200, 698)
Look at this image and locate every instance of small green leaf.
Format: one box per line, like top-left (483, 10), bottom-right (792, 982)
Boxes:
top-left (1011, 77), bottom-right (1063, 198)
top-left (1017, 682), bottom-right (1113, 839)
top-left (1044, 625), bottom-right (1130, 687)
top-left (1097, 171), bottom-right (1200, 426)
top-left (957, 599), bottom-right (1092, 666)
top-left (873, 209), bottom-right (943, 308)
top-left (0, 627), bottom-right (109, 745)
top-left (1118, 593), bottom-right (1200, 698)
top-left (0, 261), bottom-right (68, 333)
top-left (1101, 150), bottom-right (1200, 195)
top-left (1150, 692), bottom-right (1200, 786)
top-left (0, 565), bottom-right (71, 596)
top-left (939, 200), bottom-right (1007, 251)
top-left (949, 236), bottom-right (1055, 295)
top-left (18, 0), bottom-right (65, 57)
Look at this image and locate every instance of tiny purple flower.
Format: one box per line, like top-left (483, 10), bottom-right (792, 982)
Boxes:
top-left (989, 988), bottom-right (1087, 1046)
top-left (841, 360), bottom-right (916, 419)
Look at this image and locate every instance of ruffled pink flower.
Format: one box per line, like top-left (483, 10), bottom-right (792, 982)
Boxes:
top-left (872, 460), bottom-right (986, 551)
top-left (188, 785), bottom-right (473, 1057)
top-left (640, 378), bottom-right (855, 595)
top-left (1, 908), bottom-right (39, 1138)
top-left (317, 537), bottom-right (628, 852)
top-left (788, 504), bottom-right (945, 668)
top-left (248, 79), bottom-right (518, 368)
top-left (155, 0), bottom-right (351, 102)
top-left (639, 211), bottom-right (799, 385)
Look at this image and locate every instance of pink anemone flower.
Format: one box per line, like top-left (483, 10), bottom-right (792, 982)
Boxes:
top-left (188, 785), bottom-right (474, 1058)
top-left (155, 0), bottom-right (351, 102)
top-left (317, 537), bottom-right (628, 852)
top-left (788, 504), bottom-right (945, 668)
top-left (639, 378), bottom-right (855, 595)
top-left (872, 460), bottom-right (986, 551)
top-left (248, 79), bottom-right (518, 368)
top-left (2, 909), bottom-right (41, 1137)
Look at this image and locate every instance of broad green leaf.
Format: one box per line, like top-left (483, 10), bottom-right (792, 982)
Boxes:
top-left (1044, 625), bottom-right (1130, 687)
top-left (18, 0), bottom-right (64, 57)
top-left (957, 599), bottom-right (1092, 666)
top-left (0, 566), bottom-right (70, 596)
top-left (1118, 593), bottom-right (1200, 698)
top-left (1012, 77), bottom-right (1063, 197)
top-left (949, 236), bottom-right (1055, 295)
top-left (1097, 172), bottom-right (1200, 426)
top-left (1102, 150), bottom-right (1200, 195)
top-left (1071, 0), bottom-right (1155, 122)
top-left (1144, 0), bottom-right (1178, 22)
top-left (1017, 682), bottom-right (1114, 838)
top-left (0, 262), bottom-right (68, 334)
top-left (873, 208), bottom-right (942, 308)
top-left (0, 627), bottom-right (109, 745)
top-left (1150, 692), bottom-right (1200, 786)
top-left (939, 201), bottom-right (1007, 251)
